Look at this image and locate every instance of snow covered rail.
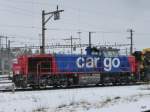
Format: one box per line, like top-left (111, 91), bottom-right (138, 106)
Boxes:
top-left (0, 75), bottom-right (14, 92)
top-left (0, 84), bottom-right (149, 112)
top-left (0, 75), bottom-right (12, 82)
top-left (0, 82), bottom-right (148, 93)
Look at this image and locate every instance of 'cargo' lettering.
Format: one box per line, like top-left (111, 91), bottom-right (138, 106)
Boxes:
top-left (104, 58), bottom-right (120, 71)
top-left (76, 57), bottom-right (120, 71)
top-left (76, 57), bottom-right (100, 68)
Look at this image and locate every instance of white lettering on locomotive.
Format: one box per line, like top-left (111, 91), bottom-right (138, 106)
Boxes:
top-left (104, 58), bottom-right (120, 71)
top-left (86, 57), bottom-right (94, 68)
top-left (76, 57), bottom-right (121, 71)
top-left (103, 58), bottom-right (111, 71)
top-left (76, 57), bottom-right (100, 68)
top-left (76, 57), bottom-right (84, 68)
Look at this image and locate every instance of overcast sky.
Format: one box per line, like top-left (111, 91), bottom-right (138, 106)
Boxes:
top-left (0, 0), bottom-right (150, 52)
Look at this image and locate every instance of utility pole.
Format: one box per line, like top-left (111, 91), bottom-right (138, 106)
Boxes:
top-left (41, 10), bottom-right (45, 54)
top-left (89, 32), bottom-right (95, 48)
top-left (71, 36), bottom-right (73, 54)
top-left (0, 37), bottom-right (1, 49)
top-left (77, 31), bottom-right (82, 47)
top-left (0, 36), bottom-right (5, 49)
top-left (41, 5), bottom-right (64, 54)
top-left (0, 36), bottom-right (15, 75)
top-left (6, 36), bottom-right (8, 49)
top-left (77, 31), bottom-right (81, 38)
top-left (8, 40), bottom-right (14, 77)
top-left (0, 36), bottom-right (3, 54)
top-left (63, 36), bottom-right (80, 54)
top-left (0, 36), bottom-right (15, 49)
top-left (127, 29), bottom-right (134, 55)
top-left (89, 32), bottom-right (91, 48)
top-left (8, 40), bottom-right (11, 76)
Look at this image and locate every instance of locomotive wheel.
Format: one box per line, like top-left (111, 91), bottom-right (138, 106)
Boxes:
top-left (60, 81), bottom-right (68, 88)
top-left (31, 85), bottom-right (40, 89)
top-left (20, 81), bottom-right (27, 88)
top-left (13, 75), bottom-right (25, 88)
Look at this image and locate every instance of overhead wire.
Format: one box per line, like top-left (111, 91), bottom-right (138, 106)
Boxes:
top-left (3, 0), bottom-right (120, 18)
top-left (0, 0), bottom-right (41, 17)
top-left (4, 0), bottom-right (56, 7)
top-left (0, 23), bottom-right (150, 36)
top-left (0, 1), bottom-right (150, 39)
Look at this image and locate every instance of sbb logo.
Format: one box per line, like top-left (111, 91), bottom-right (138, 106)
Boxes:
top-left (76, 57), bottom-right (120, 71)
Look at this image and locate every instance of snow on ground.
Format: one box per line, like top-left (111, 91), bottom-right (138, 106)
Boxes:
top-left (0, 85), bottom-right (150, 112)
top-left (0, 75), bottom-right (13, 90)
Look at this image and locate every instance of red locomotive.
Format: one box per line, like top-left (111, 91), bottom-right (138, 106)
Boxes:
top-left (12, 47), bottom-right (141, 88)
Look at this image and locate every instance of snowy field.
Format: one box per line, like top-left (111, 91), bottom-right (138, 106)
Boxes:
top-left (0, 75), bottom-right (13, 90)
top-left (0, 85), bottom-right (150, 112)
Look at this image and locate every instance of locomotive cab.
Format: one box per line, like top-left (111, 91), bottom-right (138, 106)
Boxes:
top-left (28, 57), bottom-right (51, 76)
top-left (102, 47), bottom-right (120, 57)
top-left (13, 54), bottom-right (53, 88)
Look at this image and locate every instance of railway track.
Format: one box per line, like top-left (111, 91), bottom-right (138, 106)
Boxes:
top-left (0, 82), bottom-right (148, 93)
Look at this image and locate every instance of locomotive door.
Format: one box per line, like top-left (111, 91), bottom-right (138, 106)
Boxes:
top-left (36, 61), bottom-right (51, 76)
top-left (28, 57), bottom-right (51, 85)
top-left (36, 61), bottom-right (51, 85)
